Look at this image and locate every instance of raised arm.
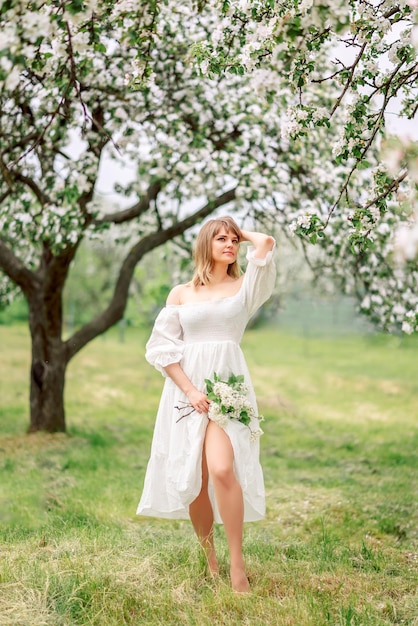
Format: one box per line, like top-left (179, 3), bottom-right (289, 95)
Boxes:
top-left (240, 229), bottom-right (275, 259)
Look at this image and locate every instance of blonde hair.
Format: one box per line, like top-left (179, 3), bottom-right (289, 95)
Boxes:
top-left (192, 216), bottom-right (242, 287)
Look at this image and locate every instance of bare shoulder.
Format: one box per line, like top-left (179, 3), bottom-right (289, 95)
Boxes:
top-left (166, 283), bottom-right (192, 305)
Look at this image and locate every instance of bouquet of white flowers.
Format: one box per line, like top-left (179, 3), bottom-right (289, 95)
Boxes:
top-left (176, 372), bottom-right (264, 441)
top-left (206, 373), bottom-right (263, 440)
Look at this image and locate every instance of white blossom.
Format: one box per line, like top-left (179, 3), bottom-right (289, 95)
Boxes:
top-left (402, 320), bottom-right (414, 334)
top-left (5, 67), bottom-right (20, 91)
top-left (394, 221), bottom-right (418, 263)
top-left (297, 214), bottom-right (312, 228)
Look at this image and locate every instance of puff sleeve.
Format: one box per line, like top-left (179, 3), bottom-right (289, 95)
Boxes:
top-left (145, 306), bottom-right (184, 376)
top-left (242, 242), bottom-right (276, 318)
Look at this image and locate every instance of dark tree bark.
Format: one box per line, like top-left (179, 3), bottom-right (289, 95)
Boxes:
top-left (24, 244), bottom-right (77, 432)
top-left (29, 330), bottom-right (67, 433)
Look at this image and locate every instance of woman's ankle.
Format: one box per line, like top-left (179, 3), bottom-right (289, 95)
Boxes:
top-left (230, 564), bottom-right (250, 593)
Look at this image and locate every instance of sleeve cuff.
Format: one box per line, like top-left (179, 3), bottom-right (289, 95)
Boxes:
top-left (146, 350), bottom-right (183, 375)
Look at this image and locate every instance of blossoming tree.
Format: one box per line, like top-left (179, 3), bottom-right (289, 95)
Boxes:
top-left (195, 0), bottom-right (418, 334)
top-left (0, 0), bottom-right (417, 432)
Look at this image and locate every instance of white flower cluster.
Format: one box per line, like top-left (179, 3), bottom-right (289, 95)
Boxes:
top-left (207, 377), bottom-right (263, 440)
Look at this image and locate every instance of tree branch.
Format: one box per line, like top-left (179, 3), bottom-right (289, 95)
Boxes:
top-left (2, 132), bottom-right (41, 156)
top-left (0, 239), bottom-right (37, 295)
top-left (8, 91), bottom-right (72, 170)
top-left (0, 189), bottom-right (12, 204)
top-left (363, 170), bottom-right (408, 211)
top-left (64, 186), bottom-right (236, 360)
top-left (12, 172), bottom-right (51, 206)
top-left (93, 180), bottom-right (163, 224)
top-left (330, 42), bottom-right (367, 118)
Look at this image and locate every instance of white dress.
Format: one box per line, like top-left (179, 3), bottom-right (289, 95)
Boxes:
top-left (137, 245), bottom-right (276, 523)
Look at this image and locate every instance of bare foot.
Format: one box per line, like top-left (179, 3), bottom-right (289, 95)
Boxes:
top-left (208, 558), bottom-right (219, 577)
top-left (230, 566), bottom-right (250, 593)
top-left (205, 547), bottom-right (219, 577)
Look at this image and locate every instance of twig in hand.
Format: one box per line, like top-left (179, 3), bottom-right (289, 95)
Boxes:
top-left (175, 401), bottom-right (196, 422)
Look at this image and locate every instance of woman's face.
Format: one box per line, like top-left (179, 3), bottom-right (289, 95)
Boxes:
top-left (211, 227), bottom-right (239, 265)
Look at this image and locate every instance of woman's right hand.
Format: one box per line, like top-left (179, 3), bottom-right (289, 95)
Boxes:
top-left (187, 388), bottom-right (210, 414)
top-left (163, 363), bottom-right (210, 414)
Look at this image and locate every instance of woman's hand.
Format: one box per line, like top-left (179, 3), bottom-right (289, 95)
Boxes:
top-left (163, 362), bottom-right (210, 414)
top-left (187, 388), bottom-right (211, 414)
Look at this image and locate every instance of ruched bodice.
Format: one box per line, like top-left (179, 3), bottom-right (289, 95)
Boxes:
top-left (137, 245), bottom-right (276, 523)
top-left (177, 293), bottom-right (247, 345)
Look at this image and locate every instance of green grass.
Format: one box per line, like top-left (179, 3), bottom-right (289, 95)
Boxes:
top-left (0, 324), bottom-right (417, 625)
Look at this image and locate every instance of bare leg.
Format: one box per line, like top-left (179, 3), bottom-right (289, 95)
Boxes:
top-left (205, 421), bottom-right (250, 593)
top-left (189, 442), bottom-right (219, 575)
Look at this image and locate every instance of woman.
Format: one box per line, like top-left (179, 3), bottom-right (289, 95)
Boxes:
top-left (137, 216), bottom-right (276, 592)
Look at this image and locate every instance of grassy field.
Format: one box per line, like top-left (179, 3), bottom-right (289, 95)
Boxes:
top-left (0, 323), bottom-right (417, 625)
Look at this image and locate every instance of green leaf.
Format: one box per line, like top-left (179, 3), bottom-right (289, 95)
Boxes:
top-left (94, 43), bottom-right (107, 54)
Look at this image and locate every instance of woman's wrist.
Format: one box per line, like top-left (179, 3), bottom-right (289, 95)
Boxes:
top-left (241, 230), bottom-right (274, 246)
top-left (239, 228), bottom-right (251, 242)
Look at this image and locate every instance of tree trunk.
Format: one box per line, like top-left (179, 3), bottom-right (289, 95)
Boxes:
top-left (29, 333), bottom-right (67, 433)
top-left (27, 267), bottom-right (68, 433)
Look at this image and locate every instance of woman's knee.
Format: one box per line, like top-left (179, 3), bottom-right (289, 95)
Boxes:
top-left (209, 463), bottom-right (236, 488)
top-left (205, 422), bottom-right (237, 487)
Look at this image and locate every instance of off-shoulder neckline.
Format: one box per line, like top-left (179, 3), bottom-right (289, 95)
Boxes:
top-left (167, 274), bottom-right (247, 308)
top-left (163, 246), bottom-right (274, 309)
